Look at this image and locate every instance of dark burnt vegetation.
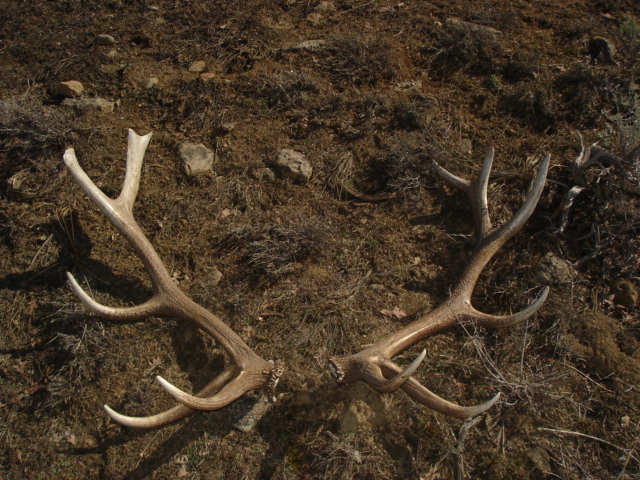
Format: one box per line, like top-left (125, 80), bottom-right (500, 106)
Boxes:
top-left (225, 218), bottom-right (328, 278)
top-left (500, 83), bottom-right (558, 133)
top-left (419, 19), bottom-right (504, 77)
top-left (236, 71), bottom-right (318, 112)
top-left (321, 35), bottom-right (398, 86)
top-left (554, 64), bottom-right (608, 126)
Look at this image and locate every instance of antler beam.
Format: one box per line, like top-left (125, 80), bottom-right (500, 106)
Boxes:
top-left (64, 129), bottom-right (283, 428)
top-left (328, 147), bottom-right (550, 419)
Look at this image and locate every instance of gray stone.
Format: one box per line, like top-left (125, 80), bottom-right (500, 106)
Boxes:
top-left (94, 34), bottom-right (116, 47)
top-left (104, 49), bottom-right (118, 59)
top-left (62, 97), bottom-right (115, 113)
top-left (306, 13), bottom-right (323, 25)
top-left (284, 39), bottom-right (327, 52)
top-left (56, 80), bottom-right (84, 98)
top-left (525, 446), bottom-right (552, 478)
top-left (445, 17), bottom-right (502, 36)
top-left (207, 267), bottom-right (223, 288)
top-left (228, 394), bottom-right (273, 432)
top-left (271, 149), bottom-right (312, 183)
top-left (253, 167), bottom-right (276, 181)
top-left (314, 1), bottom-right (336, 13)
top-left (144, 77), bottom-right (159, 89)
top-left (178, 141), bottom-right (214, 177)
top-left (536, 252), bottom-right (576, 285)
top-left (188, 60), bottom-right (207, 73)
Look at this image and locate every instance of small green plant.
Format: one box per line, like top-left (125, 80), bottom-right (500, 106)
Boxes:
top-left (615, 14), bottom-right (640, 63)
top-left (485, 74), bottom-right (504, 93)
top-left (617, 14), bottom-right (640, 47)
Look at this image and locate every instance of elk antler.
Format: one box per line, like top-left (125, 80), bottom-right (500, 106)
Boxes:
top-left (63, 129), bottom-right (283, 428)
top-left (328, 147), bottom-right (550, 419)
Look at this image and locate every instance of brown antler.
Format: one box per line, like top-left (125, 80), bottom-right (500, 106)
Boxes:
top-left (64, 129), bottom-right (283, 428)
top-left (328, 147), bottom-right (550, 419)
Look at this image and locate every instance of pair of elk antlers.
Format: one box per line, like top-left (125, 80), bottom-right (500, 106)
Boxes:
top-left (63, 129), bottom-right (550, 428)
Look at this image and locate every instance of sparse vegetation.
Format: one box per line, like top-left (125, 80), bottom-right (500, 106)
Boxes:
top-left (226, 219), bottom-right (328, 277)
top-left (1, 1), bottom-right (640, 479)
top-left (501, 82), bottom-right (558, 132)
top-left (421, 19), bottom-right (504, 77)
top-left (322, 35), bottom-right (397, 85)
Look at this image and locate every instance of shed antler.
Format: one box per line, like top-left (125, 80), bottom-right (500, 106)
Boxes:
top-left (328, 147), bottom-right (550, 419)
top-left (64, 129), bottom-right (283, 428)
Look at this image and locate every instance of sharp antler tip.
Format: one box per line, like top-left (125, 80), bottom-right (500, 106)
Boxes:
top-left (103, 404), bottom-right (127, 423)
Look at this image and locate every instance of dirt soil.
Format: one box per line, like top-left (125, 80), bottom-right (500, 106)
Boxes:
top-left (1, 1), bottom-right (640, 479)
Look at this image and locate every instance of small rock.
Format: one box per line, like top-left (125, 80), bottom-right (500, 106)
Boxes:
top-left (588, 37), bottom-right (617, 65)
top-left (61, 97), bottom-right (115, 113)
top-left (94, 34), bottom-right (116, 47)
top-left (270, 149), bottom-right (312, 184)
top-left (199, 72), bottom-right (217, 81)
top-left (306, 13), bottom-right (323, 25)
top-left (188, 60), bottom-right (207, 73)
top-left (104, 49), bottom-right (118, 59)
top-left (144, 77), bottom-right (159, 89)
top-left (6, 170), bottom-right (36, 199)
top-left (445, 17), bottom-right (502, 36)
top-left (611, 279), bottom-right (639, 308)
top-left (207, 267), bottom-right (223, 287)
top-left (284, 39), bottom-right (327, 52)
top-left (178, 141), bottom-right (214, 177)
top-left (56, 80), bottom-right (84, 98)
top-left (536, 252), bottom-right (576, 285)
top-left (100, 64), bottom-right (120, 74)
top-left (253, 167), bottom-right (276, 181)
top-left (525, 446), bottom-right (552, 478)
top-left (314, 1), bottom-right (336, 13)
top-left (228, 394), bottom-right (273, 433)
top-left (460, 138), bottom-right (473, 155)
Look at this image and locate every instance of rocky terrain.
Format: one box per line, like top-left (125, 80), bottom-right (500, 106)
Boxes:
top-left (1, 1), bottom-right (640, 478)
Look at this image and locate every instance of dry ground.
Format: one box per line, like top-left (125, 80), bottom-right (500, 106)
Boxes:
top-left (1, 1), bottom-right (640, 479)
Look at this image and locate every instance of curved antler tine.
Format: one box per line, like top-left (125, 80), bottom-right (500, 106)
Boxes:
top-left (433, 161), bottom-right (470, 192)
top-left (470, 147), bottom-right (495, 237)
top-left (495, 154), bottom-right (550, 241)
top-left (104, 367), bottom-right (236, 428)
top-left (401, 376), bottom-right (501, 419)
top-left (469, 286), bottom-right (549, 329)
top-left (434, 147), bottom-right (496, 239)
top-left (156, 373), bottom-right (257, 411)
top-left (119, 129), bottom-right (152, 212)
top-left (67, 272), bottom-right (165, 321)
top-left (104, 404), bottom-right (194, 429)
top-left (375, 350), bottom-right (426, 393)
top-left (64, 148), bottom-right (118, 217)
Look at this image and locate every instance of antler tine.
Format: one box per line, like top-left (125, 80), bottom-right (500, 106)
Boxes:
top-left (375, 349), bottom-right (426, 393)
top-left (66, 272), bottom-right (164, 321)
top-left (433, 147), bottom-right (494, 237)
top-left (381, 356), bottom-right (500, 419)
top-left (329, 147), bottom-right (551, 419)
top-left (103, 367), bottom-right (236, 428)
top-left (64, 130), bottom-right (282, 426)
top-left (400, 376), bottom-right (500, 419)
top-left (119, 128), bottom-right (151, 211)
top-left (468, 285), bottom-right (549, 329)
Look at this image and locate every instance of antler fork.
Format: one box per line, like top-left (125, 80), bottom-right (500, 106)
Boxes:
top-left (328, 147), bottom-right (550, 419)
top-left (64, 129), bottom-right (283, 428)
